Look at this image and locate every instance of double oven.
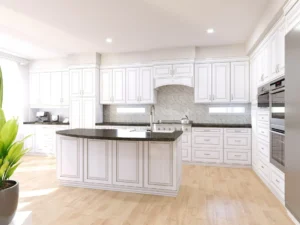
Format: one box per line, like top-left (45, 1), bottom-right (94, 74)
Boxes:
top-left (257, 77), bottom-right (285, 172)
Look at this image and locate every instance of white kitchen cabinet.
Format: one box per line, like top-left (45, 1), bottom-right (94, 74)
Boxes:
top-left (70, 98), bottom-right (95, 129)
top-left (270, 21), bottom-right (286, 78)
top-left (250, 58), bottom-right (258, 102)
top-left (194, 64), bottom-right (212, 103)
top-left (57, 135), bottom-right (83, 182)
top-left (144, 141), bottom-right (177, 190)
top-left (230, 62), bottom-right (250, 103)
top-left (126, 67), bottom-right (154, 104)
top-left (39, 72), bottom-right (51, 105)
top-left (29, 73), bottom-right (40, 106)
top-left (84, 139), bottom-right (112, 184)
top-left (35, 126), bottom-right (54, 155)
top-left (113, 141), bottom-right (143, 187)
top-left (153, 65), bottom-right (172, 77)
top-left (100, 69), bottom-right (126, 104)
top-left (70, 68), bottom-right (96, 97)
top-left (22, 125), bottom-right (35, 153)
top-left (212, 63), bottom-right (230, 102)
top-left (50, 71), bottom-right (70, 106)
top-left (112, 69), bottom-right (126, 104)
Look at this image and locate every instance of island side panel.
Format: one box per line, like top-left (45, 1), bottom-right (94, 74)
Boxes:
top-left (112, 141), bottom-right (143, 188)
top-left (84, 139), bottom-right (112, 184)
top-left (144, 141), bottom-right (177, 191)
top-left (56, 135), bottom-right (83, 182)
top-left (175, 137), bottom-right (182, 190)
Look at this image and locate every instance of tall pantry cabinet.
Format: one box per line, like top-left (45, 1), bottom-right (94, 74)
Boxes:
top-left (69, 67), bottom-right (102, 129)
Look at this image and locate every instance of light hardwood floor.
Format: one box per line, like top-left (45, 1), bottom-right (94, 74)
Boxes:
top-left (13, 156), bottom-right (294, 225)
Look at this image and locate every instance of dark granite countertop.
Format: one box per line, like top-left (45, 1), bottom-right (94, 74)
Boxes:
top-left (56, 129), bottom-right (183, 141)
top-left (23, 122), bottom-right (70, 125)
top-left (96, 122), bottom-right (251, 128)
top-left (95, 122), bottom-right (150, 126)
top-left (192, 123), bottom-right (252, 128)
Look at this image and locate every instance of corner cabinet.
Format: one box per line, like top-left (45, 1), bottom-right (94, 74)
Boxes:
top-left (100, 69), bottom-right (126, 104)
top-left (126, 67), bottom-right (155, 104)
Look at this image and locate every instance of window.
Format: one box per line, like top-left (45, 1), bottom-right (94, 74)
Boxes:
top-left (209, 107), bottom-right (245, 114)
top-left (117, 107), bottom-right (146, 114)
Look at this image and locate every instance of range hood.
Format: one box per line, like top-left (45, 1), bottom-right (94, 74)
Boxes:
top-left (154, 76), bottom-right (194, 88)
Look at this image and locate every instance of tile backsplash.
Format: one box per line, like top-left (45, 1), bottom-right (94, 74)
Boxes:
top-left (103, 85), bottom-right (251, 124)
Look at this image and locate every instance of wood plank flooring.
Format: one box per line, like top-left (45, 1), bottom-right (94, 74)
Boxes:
top-left (12, 156), bottom-right (294, 225)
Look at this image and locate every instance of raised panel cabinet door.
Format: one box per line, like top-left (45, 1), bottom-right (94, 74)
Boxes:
top-left (181, 146), bottom-right (191, 161)
top-left (84, 139), bottom-right (112, 184)
top-left (139, 67), bottom-right (153, 103)
top-left (277, 23), bottom-right (285, 75)
top-left (61, 71), bottom-right (70, 105)
top-left (194, 64), bottom-right (212, 103)
top-left (50, 72), bottom-right (62, 105)
top-left (230, 62), bottom-right (249, 103)
top-left (29, 73), bottom-right (40, 105)
top-left (70, 98), bottom-right (82, 129)
top-left (100, 69), bottom-right (113, 104)
top-left (82, 68), bottom-right (96, 97)
top-left (144, 141), bottom-right (175, 190)
top-left (126, 68), bottom-right (139, 104)
top-left (173, 63), bottom-right (193, 77)
top-left (57, 136), bottom-right (83, 182)
top-left (112, 69), bottom-right (126, 103)
top-left (22, 125), bottom-right (35, 153)
top-left (250, 58), bottom-right (257, 102)
top-left (113, 141), bottom-right (143, 187)
top-left (270, 33), bottom-right (277, 77)
top-left (39, 72), bottom-right (51, 105)
top-left (153, 65), bottom-right (172, 77)
top-left (212, 63), bottom-right (230, 102)
top-left (70, 69), bottom-right (82, 97)
top-left (82, 98), bottom-right (95, 129)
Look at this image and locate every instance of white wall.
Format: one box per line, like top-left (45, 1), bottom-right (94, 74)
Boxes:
top-left (246, 0), bottom-right (287, 54)
top-left (195, 44), bottom-right (246, 60)
top-left (100, 45), bottom-right (246, 66)
top-left (29, 52), bottom-right (101, 71)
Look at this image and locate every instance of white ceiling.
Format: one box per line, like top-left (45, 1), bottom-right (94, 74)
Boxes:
top-left (0, 0), bottom-right (269, 59)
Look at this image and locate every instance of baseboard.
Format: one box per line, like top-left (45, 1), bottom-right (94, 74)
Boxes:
top-left (287, 210), bottom-right (300, 225)
top-left (59, 181), bottom-right (179, 197)
top-left (183, 161), bottom-right (251, 168)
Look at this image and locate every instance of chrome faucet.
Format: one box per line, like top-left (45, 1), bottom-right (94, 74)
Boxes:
top-left (150, 105), bottom-right (155, 131)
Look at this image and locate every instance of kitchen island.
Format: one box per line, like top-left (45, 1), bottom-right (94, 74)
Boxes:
top-left (56, 129), bottom-right (183, 196)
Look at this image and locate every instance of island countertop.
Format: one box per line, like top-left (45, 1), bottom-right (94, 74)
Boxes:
top-left (56, 128), bottom-right (183, 141)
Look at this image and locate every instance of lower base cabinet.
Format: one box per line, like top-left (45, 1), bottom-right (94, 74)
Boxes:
top-left (192, 148), bottom-right (223, 163)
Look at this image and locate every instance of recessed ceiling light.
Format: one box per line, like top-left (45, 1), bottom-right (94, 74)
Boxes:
top-left (106, 38), bottom-right (112, 43)
top-left (207, 28), bottom-right (215, 34)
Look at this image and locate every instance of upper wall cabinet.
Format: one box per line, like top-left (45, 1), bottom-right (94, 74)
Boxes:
top-left (29, 71), bottom-right (70, 108)
top-left (212, 63), bottom-right (230, 103)
top-left (153, 63), bottom-right (194, 88)
top-left (195, 61), bottom-right (249, 104)
top-left (70, 68), bottom-right (96, 97)
top-left (230, 62), bottom-right (250, 103)
top-left (100, 69), bottom-right (126, 104)
top-left (126, 67), bottom-right (155, 104)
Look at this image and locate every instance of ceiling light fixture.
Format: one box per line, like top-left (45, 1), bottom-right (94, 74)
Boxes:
top-left (106, 38), bottom-right (112, 43)
top-left (207, 28), bottom-right (215, 34)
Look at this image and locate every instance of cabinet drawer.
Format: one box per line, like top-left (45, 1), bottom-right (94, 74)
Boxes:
top-left (192, 128), bottom-right (223, 134)
top-left (257, 126), bottom-right (269, 141)
top-left (270, 170), bottom-right (285, 194)
top-left (181, 132), bottom-right (192, 146)
top-left (257, 112), bottom-right (269, 124)
top-left (182, 146), bottom-right (191, 161)
top-left (224, 135), bottom-right (251, 149)
top-left (224, 150), bottom-right (251, 165)
top-left (192, 134), bottom-right (223, 148)
top-left (225, 128), bottom-right (250, 134)
top-left (192, 148), bottom-right (223, 163)
top-left (258, 159), bottom-right (270, 181)
top-left (258, 140), bottom-right (269, 160)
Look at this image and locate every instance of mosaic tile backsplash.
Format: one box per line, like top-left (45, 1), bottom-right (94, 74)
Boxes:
top-left (103, 85), bottom-right (251, 124)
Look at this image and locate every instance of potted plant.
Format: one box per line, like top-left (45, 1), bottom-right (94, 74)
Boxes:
top-left (0, 67), bottom-right (29, 225)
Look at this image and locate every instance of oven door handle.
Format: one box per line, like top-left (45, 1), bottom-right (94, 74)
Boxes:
top-left (270, 87), bottom-right (285, 94)
top-left (271, 130), bottom-right (285, 136)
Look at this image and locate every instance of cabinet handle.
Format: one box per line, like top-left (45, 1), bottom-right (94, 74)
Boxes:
top-left (204, 139), bottom-right (210, 142)
top-left (204, 153), bottom-right (210, 156)
top-left (231, 94), bottom-right (233, 100)
top-left (234, 155), bottom-right (241, 157)
top-left (234, 140), bottom-right (241, 143)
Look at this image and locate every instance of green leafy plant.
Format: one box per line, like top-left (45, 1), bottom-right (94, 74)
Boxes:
top-left (0, 67), bottom-right (29, 189)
